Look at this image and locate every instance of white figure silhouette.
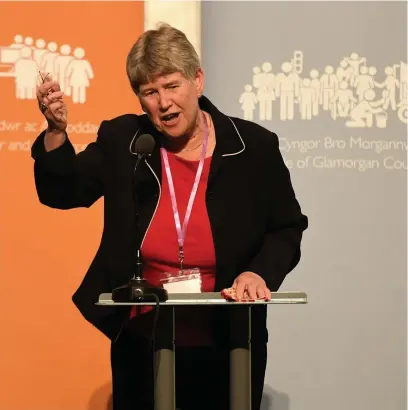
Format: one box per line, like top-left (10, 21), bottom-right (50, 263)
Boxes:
top-left (397, 98), bottom-right (407, 124)
top-left (331, 81), bottom-right (357, 118)
top-left (376, 90), bottom-right (390, 128)
top-left (402, 85), bottom-right (407, 102)
top-left (254, 62), bottom-right (275, 120)
top-left (54, 44), bottom-right (74, 95)
top-left (398, 62), bottom-right (407, 101)
top-left (0, 47), bottom-right (19, 68)
top-left (24, 36), bottom-right (34, 49)
top-left (242, 54), bottom-right (408, 127)
top-left (33, 39), bottom-right (48, 69)
top-left (65, 47), bottom-right (94, 104)
top-left (10, 35), bottom-right (24, 49)
top-left (309, 69), bottom-right (321, 116)
top-left (14, 46), bottom-right (37, 99)
top-left (275, 62), bottom-right (300, 121)
top-left (346, 89), bottom-right (386, 128)
top-left (320, 65), bottom-right (338, 112)
top-left (353, 66), bottom-right (375, 101)
top-left (376, 66), bottom-right (399, 111)
top-left (368, 66), bottom-right (377, 77)
top-left (291, 50), bottom-right (303, 74)
top-left (345, 53), bottom-right (366, 85)
top-left (40, 42), bottom-right (59, 77)
top-left (239, 84), bottom-right (257, 121)
top-left (252, 66), bottom-right (262, 119)
top-left (54, 44), bottom-right (74, 96)
top-left (368, 66), bottom-right (383, 89)
top-left (298, 78), bottom-right (315, 120)
top-left (252, 66), bottom-right (261, 85)
top-left (336, 59), bottom-right (353, 84)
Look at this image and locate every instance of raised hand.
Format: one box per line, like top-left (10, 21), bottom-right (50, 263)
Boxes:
top-left (36, 72), bottom-right (67, 133)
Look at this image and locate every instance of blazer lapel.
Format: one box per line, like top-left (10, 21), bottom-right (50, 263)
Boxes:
top-left (199, 96), bottom-right (246, 189)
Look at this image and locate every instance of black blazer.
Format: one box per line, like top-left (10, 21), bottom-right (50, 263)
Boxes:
top-left (31, 96), bottom-right (308, 343)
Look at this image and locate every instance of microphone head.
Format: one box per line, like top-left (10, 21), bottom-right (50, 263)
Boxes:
top-left (135, 133), bottom-right (155, 156)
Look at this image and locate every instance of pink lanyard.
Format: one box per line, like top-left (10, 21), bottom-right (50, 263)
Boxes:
top-left (160, 112), bottom-right (209, 272)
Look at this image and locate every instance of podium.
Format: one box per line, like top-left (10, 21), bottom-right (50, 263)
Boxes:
top-left (96, 291), bottom-right (307, 410)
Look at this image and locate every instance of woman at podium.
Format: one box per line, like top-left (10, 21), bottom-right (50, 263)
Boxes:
top-left (32, 23), bottom-right (308, 410)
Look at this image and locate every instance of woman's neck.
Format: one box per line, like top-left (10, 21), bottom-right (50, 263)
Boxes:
top-left (164, 110), bottom-right (209, 153)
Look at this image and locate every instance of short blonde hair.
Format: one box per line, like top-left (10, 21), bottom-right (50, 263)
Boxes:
top-left (126, 23), bottom-right (201, 94)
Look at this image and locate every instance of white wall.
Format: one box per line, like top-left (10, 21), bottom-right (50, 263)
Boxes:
top-left (144, 0), bottom-right (201, 60)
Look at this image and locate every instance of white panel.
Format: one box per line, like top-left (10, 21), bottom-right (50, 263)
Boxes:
top-left (144, 0), bottom-right (201, 60)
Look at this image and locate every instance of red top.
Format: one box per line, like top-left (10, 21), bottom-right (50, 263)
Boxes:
top-left (130, 151), bottom-right (216, 346)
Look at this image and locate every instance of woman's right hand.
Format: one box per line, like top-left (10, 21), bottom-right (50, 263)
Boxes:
top-left (36, 73), bottom-right (67, 133)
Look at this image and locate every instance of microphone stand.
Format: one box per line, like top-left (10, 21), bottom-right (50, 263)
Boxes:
top-left (111, 135), bottom-right (168, 409)
top-left (112, 148), bottom-right (168, 303)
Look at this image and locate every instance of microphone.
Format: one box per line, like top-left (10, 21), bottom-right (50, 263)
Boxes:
top-left (112, 133), bottom-right (168, 303)
top-left (135, 133), bottom-right (156, 161)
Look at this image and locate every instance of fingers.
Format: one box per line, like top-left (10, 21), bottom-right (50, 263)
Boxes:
top-left (235, 281), bottom-right (246, 301)
top-left (36, 80), bottom-right (61, 102)
top-left (43, 91), bottom-right (64, 106)
top-left (49, 81), bottom-right (61, 93)
top-left (244, 284), bottom-right (270, 301)
top-left (37, 81), bottom-right (61, 99)
top-left (37, 89), bottom-right (65, 117)
top-left (253, 285), bottom-right (271, 300)
top-left (233, 271), bottom-right (272, 301)
top-left (233, 281), bottom-right (271, 301)
top-left (36, 72), bottom-right (52, 95)
top-left (264, 287), bottom-right (272, 301)
top-left (48, 99), bottom-right (65, 114)
top-left (37, 71), bottom-right (60, 92)
top-left (246, 283), bottom-right (259, 300)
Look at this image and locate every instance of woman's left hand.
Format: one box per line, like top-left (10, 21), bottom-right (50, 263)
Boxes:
top-left (232, 271), bottom-right (272, 301)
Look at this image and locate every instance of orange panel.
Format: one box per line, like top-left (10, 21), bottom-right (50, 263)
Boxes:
top-left (0, 2), bottom-right (144, 410)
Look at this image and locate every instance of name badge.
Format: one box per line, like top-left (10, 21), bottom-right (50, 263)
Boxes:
top-left (161, 268), bottom-right (202, 294)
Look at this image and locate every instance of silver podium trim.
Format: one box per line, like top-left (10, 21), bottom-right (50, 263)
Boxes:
top-left (96, 291), bottom-right (307, 305)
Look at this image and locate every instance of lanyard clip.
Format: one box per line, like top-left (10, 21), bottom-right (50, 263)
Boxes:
top-left (178, 246), bottom-right (184, 273)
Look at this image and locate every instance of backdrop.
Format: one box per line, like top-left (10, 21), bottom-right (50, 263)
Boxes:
top-left (201, 2), bottom-right (407, 410)
top-left (0, 2), bottom-right (144, 410)
top-left (1, 2), bottom-right (406, 410)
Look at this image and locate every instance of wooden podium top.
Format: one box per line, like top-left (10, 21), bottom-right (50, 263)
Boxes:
top-left (96, 291), bottom-right (307, 306)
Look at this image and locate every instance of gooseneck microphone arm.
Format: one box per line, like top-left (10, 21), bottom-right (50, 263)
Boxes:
top-left (134, 249), bottom-right (143, 280)
top-left (132, 149), bottom-right (146, 280)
